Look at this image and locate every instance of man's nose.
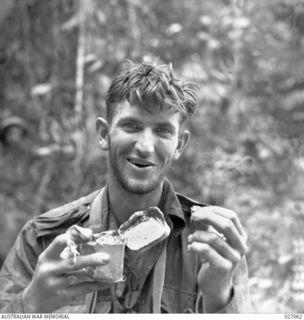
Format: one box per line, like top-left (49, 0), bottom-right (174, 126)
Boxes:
top-left (134, 128), bottom-right (155, 155)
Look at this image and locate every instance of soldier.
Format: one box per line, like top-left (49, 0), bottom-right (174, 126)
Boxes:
top-left (0, 61), bottom-right (252, 313)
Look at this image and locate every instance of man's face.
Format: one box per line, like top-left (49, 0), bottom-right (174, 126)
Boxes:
top-left (104, 100), bottom-right (188, 194)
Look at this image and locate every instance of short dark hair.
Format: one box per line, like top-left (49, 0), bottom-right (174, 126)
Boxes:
top-left (105, 60), bottom-right (199, 123)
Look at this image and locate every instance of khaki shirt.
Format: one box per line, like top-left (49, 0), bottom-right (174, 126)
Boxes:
top-left (0, 179), bottom-right (253, 313)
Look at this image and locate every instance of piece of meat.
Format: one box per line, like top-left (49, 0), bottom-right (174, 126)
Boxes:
top-left (119, 207), bottom-right (170, 251)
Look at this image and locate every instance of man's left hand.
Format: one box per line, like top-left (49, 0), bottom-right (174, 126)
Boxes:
top-left (187, 206), bottom-right (248, 312)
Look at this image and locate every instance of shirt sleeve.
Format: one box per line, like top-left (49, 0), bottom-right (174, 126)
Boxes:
top-left (221, 257), bottom-right (253, 313)
top-left (195, 257), bottom-right (254, 313)
top-left (0, 221), bottom-right (42, 313)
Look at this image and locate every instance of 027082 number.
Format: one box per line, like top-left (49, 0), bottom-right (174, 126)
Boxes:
top-left (284, 314), bottom-right (303, 319)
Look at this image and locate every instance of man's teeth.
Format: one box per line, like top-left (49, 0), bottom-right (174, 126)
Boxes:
top-left (129, 159), bottom-right (149, 167)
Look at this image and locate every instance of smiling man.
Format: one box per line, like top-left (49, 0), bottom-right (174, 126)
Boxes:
top-left (0, 61), bottom-right (252, 313)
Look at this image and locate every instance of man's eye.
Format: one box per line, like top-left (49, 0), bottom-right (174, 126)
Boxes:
top-left (122, 122), bottom-right (140, 131)
top-left (156, 127), bottom-right (172, 137)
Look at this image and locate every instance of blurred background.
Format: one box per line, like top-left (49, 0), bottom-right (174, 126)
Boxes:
top-left (1, 0), bottom-right (304, 313)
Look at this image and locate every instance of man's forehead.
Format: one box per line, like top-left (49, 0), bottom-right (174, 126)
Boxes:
top-left (113, 100), bottom-right (182, 120)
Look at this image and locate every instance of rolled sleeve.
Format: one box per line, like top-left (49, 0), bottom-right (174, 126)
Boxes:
top-left (194, 258), bottom-right (253, 313)
top-left (0, 291), bottom-right (25, 313)
top-left (0, 221), bottom-right (41, 313)
top-left (216, 258), bottom-right (253, 313)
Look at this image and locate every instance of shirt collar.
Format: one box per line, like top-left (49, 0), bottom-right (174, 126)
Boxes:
top-left (158, 178), bottom-right (186, 235)
top-left (89, 178), bottom-right (187, 235)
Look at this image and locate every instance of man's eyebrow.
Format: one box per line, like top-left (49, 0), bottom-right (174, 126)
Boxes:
top-left (156, 122), bottom-right (176, 131)
top-left (117, 116), bottom-right (141, 123)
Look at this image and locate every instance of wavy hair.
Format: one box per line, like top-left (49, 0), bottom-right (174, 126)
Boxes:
top-left (105, 60), bottom-right (199, 123)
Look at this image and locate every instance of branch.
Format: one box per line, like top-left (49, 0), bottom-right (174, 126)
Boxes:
top-left (128, 0), bottom-right (141, 58)
top-left (74, 0), bottom-right (87, 116)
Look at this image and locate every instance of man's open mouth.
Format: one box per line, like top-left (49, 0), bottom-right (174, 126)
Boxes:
top-left (127, 158), bottom-right (154, 168)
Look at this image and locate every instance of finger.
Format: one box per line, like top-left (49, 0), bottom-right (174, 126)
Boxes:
top-left (54, 252), bottom-right (110, 274)
top-left (41, 233), bottom-right (71, 261)
top-left (66, 267), bottom-right (96, 285)
top-left (191, 206), bottom-right (247, 255)
top-left (52, 268), bottom-right (93, 287)
top-left (44, 273), bottom-right (78, 288)
top-left (42, 226), bottom-right (95, 261)
top-left (209, 206), bottom-right (247, 241)
top-left (72, 267), bottom-right (96, 280)
top-left (64, 264), bottom-right (120, 287)
top-left (191, 206), bottom-right (247, 242)
top-left (188, 231), bottom-right (241, 263)
top-left (192, 205), bottom-right (247, 241)
top-left (50, 266), bottom-right (98, 288)
top-left (187, 241), bottom-right (233, 272)
top-left (67, 225), bottom-right (93, 243)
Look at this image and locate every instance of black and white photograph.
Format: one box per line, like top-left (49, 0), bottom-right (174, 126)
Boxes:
top-left (0, 0), bottom-right (303, 316)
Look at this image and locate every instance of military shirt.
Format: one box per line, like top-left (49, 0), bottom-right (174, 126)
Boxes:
top-left (0, 179), bottom-right (253, 313)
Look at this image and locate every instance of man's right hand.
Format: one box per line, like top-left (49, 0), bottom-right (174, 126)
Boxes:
top-left (22, 230), bottom-right (111, 313)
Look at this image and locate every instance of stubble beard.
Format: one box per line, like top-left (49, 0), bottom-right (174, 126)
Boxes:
top-left (108, 149), bottom-right (165, 195)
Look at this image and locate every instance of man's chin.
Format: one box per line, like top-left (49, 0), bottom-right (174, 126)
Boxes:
top-left (122, 179), bottom-right (161, 195)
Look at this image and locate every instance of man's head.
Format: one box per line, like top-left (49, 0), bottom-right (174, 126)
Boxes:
top-left (105, 61), bottom-right (198, 125)
top-left (97, 61), bottom-right (199, 195)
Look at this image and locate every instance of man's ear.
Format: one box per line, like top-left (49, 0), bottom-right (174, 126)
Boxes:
top-left (174, 130), bottom-right (190, 160)
top-left (96, 117), bottom-right (109, 151)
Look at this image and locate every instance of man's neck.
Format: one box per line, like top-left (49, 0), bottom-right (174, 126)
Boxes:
top-left (107, 179), bottom-right (163, 226)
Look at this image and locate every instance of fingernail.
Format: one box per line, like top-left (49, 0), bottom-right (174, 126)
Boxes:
top-left (190, 212), bottom-right (198, 221)
top-left (97, 253), bottom-right (110, 262)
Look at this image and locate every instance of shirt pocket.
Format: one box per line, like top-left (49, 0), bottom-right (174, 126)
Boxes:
top-left (95, 290), bottom-right (112, 313)
top-left (161, 284), bottom-right (196, 313)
